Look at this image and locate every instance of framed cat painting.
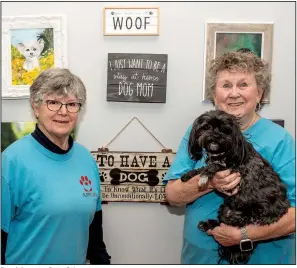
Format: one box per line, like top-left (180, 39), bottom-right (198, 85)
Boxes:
top-left (2, 15), bottom-right (67, 99)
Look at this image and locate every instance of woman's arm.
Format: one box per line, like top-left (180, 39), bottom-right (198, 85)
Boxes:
top-left (87, 210), bottom-right (111, 264)
top-left (207, 207), bottom-right (295, 247)
top-left (165, 175), bottom-right (213, 207)
top-left (166, 170), bottom-right (241, 207)
top-left (1, 229), bottom-right (8, 264)
top-left (247, 207), bottom-right (295, 242)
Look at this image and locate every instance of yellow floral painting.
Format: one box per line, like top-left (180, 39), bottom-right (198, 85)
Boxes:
top-left (11, 28), bottom-right (55, 85)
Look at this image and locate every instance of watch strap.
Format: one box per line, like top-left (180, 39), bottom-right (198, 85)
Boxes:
top-left (240, 226), bottom-right (249, 240)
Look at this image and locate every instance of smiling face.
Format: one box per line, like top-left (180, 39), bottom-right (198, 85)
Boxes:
top-left (32, 94), bottom-right (80, 144)
top-left (213, 70), bottom-right (263, 124)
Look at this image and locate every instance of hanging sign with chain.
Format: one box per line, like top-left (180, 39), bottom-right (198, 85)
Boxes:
top-left (91, 117), bottom-right (176, 203)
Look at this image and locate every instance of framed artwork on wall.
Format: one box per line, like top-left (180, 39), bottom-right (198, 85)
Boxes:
top-left (2, 15), bottom-right (67, 99)
top-left (1, 121), bottom-right (76, 152)
top-left (1, 122), bottom-right (36, 152)
top-left (203, 22), bottom-right (273, 103)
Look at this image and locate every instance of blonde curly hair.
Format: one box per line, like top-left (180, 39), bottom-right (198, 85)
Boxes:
top-left (206, 51), bottom-right (271, 105)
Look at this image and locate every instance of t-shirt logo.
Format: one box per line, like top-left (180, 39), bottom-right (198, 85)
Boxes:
top-left (79, 176), bottom-right (92, 192)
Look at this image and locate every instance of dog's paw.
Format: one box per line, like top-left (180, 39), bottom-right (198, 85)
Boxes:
top-left (198, 219), bottom-right (219, 232)
top-left (198, 175), bottom-right (209, 190)
top-left (198, 221), bottom-right (209, 232)
top-left (207, 219), bottom-right (220, 229)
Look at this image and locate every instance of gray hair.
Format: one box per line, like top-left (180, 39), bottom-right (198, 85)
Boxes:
top-left (30, 68), bottom-right (86, 106)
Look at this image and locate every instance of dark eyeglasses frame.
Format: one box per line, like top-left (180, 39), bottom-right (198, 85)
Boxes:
top-left (44, 100), bottom-right (82, 113)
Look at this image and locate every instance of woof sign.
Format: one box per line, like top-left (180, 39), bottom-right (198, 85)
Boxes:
top-left (107, 53), bottom-right (168, 103)
top-left (103, 7), bottom-right (159, 36)
top-left (91, 151), bottom-right (176, 203)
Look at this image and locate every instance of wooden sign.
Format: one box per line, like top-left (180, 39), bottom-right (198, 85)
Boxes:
top-left (103, 7), bottom-right (159, 36)
top-left (107, 53), bottom-right (168, 103)
top-left (91, 151), bottom-right (176, 203)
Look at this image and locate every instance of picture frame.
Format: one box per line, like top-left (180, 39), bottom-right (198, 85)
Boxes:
top-left (2, 15), bottom-right (67, 99)
top-left (103, 7), bottom-right (160, 36)
top-left (1, 121), bottom-right (76, 152)
top-left (203, 22), bottom-right (274, 103)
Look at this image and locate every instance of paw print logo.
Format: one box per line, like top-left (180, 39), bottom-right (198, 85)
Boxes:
top-left (80, 176), bottom-right (92, 192)
top-left (111, 12), bottom-right (114, 15)
top-left (149, 11), bottom-right (153, 15)
top-left (161, 172), bottom-right (167, 181)
top-left (100, 172), bottom-right (108, 182)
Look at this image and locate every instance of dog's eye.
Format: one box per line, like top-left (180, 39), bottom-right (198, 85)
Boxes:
top-left (222, 127), bottom-right (232, 134)
top-left (26, 49), bottom-right (30, 51)
top-left (33, 48), bottom-right (36, 51)
top-left (202, 124), bottom-right (211, 130)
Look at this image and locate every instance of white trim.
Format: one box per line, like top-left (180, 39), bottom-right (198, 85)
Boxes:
top-left (2, 15), bottom-right (68, 99)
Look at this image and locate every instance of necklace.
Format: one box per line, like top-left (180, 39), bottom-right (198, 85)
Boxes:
top-left (241, 113), bottom-right (258, 131)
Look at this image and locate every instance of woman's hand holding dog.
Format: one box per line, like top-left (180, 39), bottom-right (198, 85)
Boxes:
top-left (211, 170), bottom-right (241, 196)
top-left (207, 223), bottom-right (242, 247)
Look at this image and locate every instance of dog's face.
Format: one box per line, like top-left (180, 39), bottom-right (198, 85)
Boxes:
top-left (17, 39), bottom-right (44, 61)
top-left (189, 110), bottom-right (243, 161)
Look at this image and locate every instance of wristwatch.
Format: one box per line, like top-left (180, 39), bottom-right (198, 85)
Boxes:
top-left (239, 226), bottom-right (253, 252)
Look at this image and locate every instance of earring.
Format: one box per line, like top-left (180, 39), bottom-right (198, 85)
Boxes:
top-left (256, 102), bottom-right (261, 111)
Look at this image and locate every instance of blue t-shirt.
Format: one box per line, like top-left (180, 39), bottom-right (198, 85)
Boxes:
top-left (1, 135), bottom-right (102, 264)
top-left (163, 117), bottom-right (296, 264)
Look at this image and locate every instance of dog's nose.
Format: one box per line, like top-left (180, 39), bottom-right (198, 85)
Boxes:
top-left (210, 142), bottom-right (219, 151)
top-left (30, 53), bottom-right (33, 55)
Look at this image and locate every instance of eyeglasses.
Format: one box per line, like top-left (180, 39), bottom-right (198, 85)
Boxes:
top-left (45, 100), bottom-right (81, 113)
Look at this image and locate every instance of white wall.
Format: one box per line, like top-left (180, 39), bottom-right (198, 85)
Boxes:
top-left (2, 2), bottom-right (295, 264)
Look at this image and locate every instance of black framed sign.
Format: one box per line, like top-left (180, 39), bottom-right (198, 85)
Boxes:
top-left (107, 53), bottom-right (168, 103)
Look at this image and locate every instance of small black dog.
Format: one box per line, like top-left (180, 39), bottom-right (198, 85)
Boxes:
top-left (181, 110), bottom-right (290, 264)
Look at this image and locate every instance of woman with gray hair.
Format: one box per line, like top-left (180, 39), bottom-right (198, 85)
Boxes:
top-left (164, 51), bottom-right (295, 264)
top-left (1, 68), bottom-right (111, 264)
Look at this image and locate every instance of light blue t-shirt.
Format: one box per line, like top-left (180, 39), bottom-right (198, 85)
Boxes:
top-left (1, 135), bottom-right (102, 264)
top-left (163, 117), bottom-right (296, 264)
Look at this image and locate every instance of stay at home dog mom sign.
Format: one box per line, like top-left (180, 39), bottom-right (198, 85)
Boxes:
top-left (107, 53), bottom-right (168, 103)
top-left (103, 7), bottom-right (159, 36)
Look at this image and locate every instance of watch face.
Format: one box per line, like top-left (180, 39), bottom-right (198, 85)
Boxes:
top-left (240, 239), bottom-right (253, 252)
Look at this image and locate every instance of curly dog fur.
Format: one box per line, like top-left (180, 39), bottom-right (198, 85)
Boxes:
top-left (181, 110), bottom-right (290, 264)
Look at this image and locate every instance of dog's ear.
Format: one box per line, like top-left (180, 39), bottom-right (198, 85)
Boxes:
top-left (188, 119), bottom-right (203, 161)
top-left (37, 39), bottom-right (45, 51)
top-left (230, 121), bottom-right (252, 165)
top-left (17, 43), bottom-right (25, 54)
